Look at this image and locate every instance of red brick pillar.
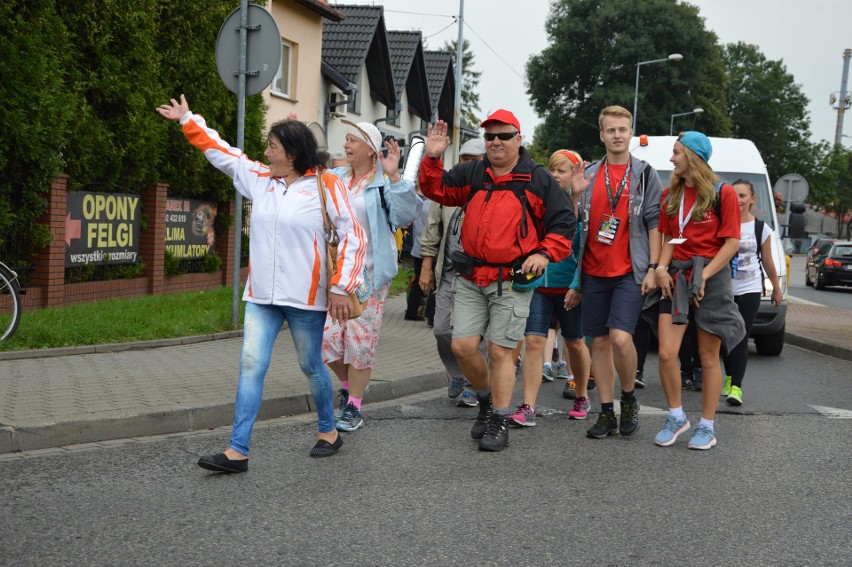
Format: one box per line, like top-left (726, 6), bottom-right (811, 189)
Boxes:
top-left (31, 175), bottom-right (68, 307)
top-left (218, 198), bottom-right (236, 288)
top-left (142, 183), bottom-right (168, 294)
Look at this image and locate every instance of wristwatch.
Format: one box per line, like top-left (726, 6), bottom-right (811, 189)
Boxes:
top-left (539, 250), bottom-right (551, 261)
top-left (648, 263), bottom-right (658, 270)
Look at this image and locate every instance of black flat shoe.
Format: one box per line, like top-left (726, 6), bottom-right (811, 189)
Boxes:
top-left (198, 452), bottom-right (248, 473)
top-left (310, 435), bottom-right (343, 458)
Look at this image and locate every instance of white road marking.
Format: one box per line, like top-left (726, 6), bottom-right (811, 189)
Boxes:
top-left (809, 405), bottom-right (852, 419)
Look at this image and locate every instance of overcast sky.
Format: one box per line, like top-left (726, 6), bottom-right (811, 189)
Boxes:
top-left (334, 0), bottom-right (852, 149)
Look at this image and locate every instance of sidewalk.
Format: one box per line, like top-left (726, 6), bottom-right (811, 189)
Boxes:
top-left (1, 295), bottom-right (850, 454)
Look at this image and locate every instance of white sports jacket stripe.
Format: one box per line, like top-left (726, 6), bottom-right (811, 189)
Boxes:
top-left (180, 112), bottom-right (366, 309)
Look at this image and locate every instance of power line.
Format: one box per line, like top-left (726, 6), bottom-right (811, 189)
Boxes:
top-left (384, 9), bottom-right (455, 19)
top-left (463, 21), bottom-right (525, 81)
top-left (423, 18), bottom-right (457, 40)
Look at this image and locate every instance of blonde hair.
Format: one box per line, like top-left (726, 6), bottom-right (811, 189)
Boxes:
top-left (548, 149), bottom-right (582, 171)
top-left (665, 143), bottom-right (720, 221)
top-left (598, 105), bottom-right (633, 130)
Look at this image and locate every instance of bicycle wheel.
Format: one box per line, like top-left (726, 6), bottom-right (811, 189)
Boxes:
top-left (0, 265), bottom-right (21, 340)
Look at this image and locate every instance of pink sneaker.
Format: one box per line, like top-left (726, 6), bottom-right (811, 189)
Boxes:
top-left (508, 404), bottom-right (536, 427)
top-left (568, 397), bottom-right (591, 420)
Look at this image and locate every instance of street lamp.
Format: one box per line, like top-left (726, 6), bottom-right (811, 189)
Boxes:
top-left (670, 108), bottom-right (704, 135)
top-left (633, 53), bottom-right (683, 135)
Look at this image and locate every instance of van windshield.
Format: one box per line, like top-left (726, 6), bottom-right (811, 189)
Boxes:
top-left (654, 170), bottom-right (776, 230)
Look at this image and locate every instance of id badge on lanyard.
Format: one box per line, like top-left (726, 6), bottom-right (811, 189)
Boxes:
top-left (671, 192), bottom-right (696, 245)
top-left (595, 159), bottom-right (629, 246)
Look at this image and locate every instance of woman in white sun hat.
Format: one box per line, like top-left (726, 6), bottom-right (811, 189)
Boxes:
top-left (323, 120), bottom-right (422, 433)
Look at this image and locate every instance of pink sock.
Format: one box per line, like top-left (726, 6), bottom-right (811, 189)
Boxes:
top-left (340, 380), bottom-right (349, 391)
top-left (349, 396), bottom-right (362, 410)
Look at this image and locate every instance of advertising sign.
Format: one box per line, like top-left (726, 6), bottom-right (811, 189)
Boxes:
top-left (65, 191), bottom-right (141, 267)
top-left (165, 198), bottom-right (217, 259)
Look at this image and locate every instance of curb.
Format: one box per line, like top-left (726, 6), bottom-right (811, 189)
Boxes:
top-left (0, 371), bottom-right (448, 454)
top-left (0, 331), bottom-right (244, 361)
top-left (785, 332), bottom-right (852, 363)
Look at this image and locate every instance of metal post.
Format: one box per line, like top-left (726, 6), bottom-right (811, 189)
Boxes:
top-left (451, 0), bottom-right (464, 166)
top-left (833, 48), bottom-right (851, 147)
top-left (633, 64), bottom-right (641, 134)
top-left (231, 0), bottom-right (249, 327)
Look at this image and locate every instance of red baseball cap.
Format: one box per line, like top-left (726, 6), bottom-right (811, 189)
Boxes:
top-left (480, 109), bottom-right (521, 131)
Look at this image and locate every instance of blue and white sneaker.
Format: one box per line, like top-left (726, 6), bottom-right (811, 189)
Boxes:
top-left (687, 424), bottom-right (717, 450)
top-left (336, 403), bottom-right (364, 432)
top-left (456, 390), bottom-right (478, 408)
top-left (654, 415), bottom-right (691, 447)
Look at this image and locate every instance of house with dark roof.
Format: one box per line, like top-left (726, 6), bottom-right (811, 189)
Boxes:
top-left (385, 31), bottom-right (431, 142)
top-left (321, 5), bottom-right (397, 151)
top-left (423, 50), bottom-right (456, 134)
top-left (263, 0), bottom-right (344, 142)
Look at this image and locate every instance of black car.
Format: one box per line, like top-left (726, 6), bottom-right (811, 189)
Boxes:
top-left (806, 241), bottom-right (852, 289)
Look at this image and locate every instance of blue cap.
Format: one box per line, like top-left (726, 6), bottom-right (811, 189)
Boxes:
top-left (678, 131), bottom-right (712, 162)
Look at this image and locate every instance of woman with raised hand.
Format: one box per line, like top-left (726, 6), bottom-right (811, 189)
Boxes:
top-left (157, 95), bottom-right (366, 470)
top-left (653, 131), bottom-right (745, 451)
top-left (323, 120), bottom-right (421, 433)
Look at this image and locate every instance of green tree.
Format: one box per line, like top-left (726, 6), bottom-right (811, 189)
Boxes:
top-left (810, 145), bottom-right (852, 238)
top-left (442, 39), bottom-right (482, 134)
top-left (526, 0), bottom-right (729, 161)
top-left (722, 42), bottom-right (815, 183)
top-left (0, 0), bottom-right (78, 261)
top-left (0, 0), bottom-right (267, 267)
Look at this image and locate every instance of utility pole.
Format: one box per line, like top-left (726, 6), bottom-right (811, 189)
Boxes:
top-left (831, 48), bottom-right (851, 146)
top-left (452, 0), bottom-right (464, 166)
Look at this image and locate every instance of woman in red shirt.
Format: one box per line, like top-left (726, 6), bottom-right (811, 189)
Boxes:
top-left (652, 131), bottom-right (745, 451)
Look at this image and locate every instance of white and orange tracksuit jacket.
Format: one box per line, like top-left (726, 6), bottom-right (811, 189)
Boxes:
top-left (180, 111), bottom-right (367, 310)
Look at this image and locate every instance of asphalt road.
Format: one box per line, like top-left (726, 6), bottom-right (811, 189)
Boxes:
top-left (1, 341), bottom-right (849, 566)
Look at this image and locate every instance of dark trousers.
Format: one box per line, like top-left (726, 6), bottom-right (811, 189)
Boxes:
top-left (723, 293), bottom-right (761, 387)
top-left (405, 256), bottom-right (425, 318)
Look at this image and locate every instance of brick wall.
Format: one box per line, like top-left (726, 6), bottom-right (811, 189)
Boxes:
top-left (20, 175), bottom-right (243, 312)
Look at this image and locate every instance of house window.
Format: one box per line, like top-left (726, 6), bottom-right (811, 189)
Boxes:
top-left (272, 40), bottom-right (293, 98)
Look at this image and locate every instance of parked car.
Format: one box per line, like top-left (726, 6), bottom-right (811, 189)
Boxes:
top-left (805, 239), bottom-right (838, 286)
top-left (806, 241), bottom-right (852, 289)
top-left (631, 135), bottom-right (788, 355)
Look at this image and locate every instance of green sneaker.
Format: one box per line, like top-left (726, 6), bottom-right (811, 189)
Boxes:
top-left (721, 376), bottom-right (732, 397)
top-left (727, 385), bottom-right (743, 406)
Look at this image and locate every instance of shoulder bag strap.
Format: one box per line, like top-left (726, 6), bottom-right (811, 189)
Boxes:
top-left (317, 172), bottom-right (339, 247)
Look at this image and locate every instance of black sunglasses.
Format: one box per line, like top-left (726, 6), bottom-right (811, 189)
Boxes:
top-left (484, 131), bottom-right (519, 141)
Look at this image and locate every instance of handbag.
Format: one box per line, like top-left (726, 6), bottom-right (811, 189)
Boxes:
top-left (316, 172), bottom-right (368, 319)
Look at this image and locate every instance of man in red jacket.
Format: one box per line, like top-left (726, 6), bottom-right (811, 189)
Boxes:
top-left (419, 109), bottom-right (576, 452)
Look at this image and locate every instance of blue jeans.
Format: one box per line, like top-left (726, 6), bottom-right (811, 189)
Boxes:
top-left (230, 302), bottom-right (334, 455)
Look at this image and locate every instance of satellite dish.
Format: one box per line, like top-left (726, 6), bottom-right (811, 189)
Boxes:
top-left (305, 122), bottom-right (327, 151)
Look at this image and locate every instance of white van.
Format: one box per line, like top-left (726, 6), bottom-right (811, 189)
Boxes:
top-left (630, 135), bottom-right (788, 355)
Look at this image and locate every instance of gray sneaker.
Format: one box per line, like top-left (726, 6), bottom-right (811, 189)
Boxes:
top-left (334, 388), bottom-right (349, 420)
top-left (556, 361), bottom-right (570, 380)
top-left (541, 364), bottom-right (555, 382)
top-left (336, 403), bottom-right (364, 432)
top-left (456, 391), bottom-right (478, 407)
top-left (447, 378), bottom-right (465, 399)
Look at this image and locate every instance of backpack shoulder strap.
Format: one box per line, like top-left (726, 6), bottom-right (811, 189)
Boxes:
top-left (713, 181), bottom-right (725, 218)
top-left (460, 159), bottom-right (487, 211)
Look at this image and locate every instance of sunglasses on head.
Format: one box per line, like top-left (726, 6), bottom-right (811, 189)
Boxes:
top-left (484, 131), bottom-right (519, 141)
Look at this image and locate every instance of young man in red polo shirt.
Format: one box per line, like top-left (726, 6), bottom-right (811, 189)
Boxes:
top-left (565, 105), bottom-right (663, 439)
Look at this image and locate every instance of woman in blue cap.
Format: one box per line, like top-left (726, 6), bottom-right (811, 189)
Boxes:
top-left (651, 131), bottom-right (745, 450)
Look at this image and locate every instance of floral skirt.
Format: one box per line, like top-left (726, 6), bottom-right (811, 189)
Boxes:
top-left (322, 282), bottom-right (391, 370)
